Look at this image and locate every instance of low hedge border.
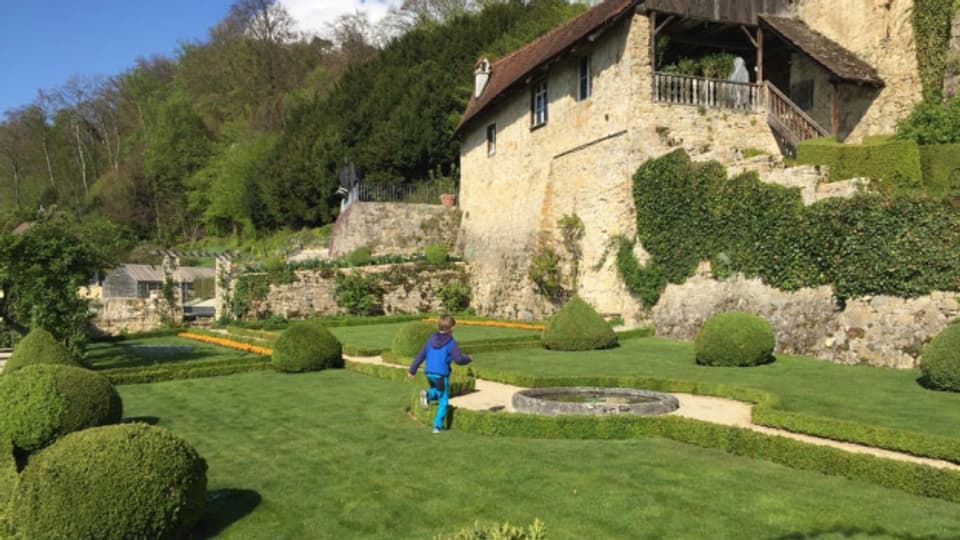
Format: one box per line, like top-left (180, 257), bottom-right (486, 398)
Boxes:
top-left (381, 337), bottom-right (544, 365)
top-left (100, 357), bottom-right (271, 385)
top-left (408, 397), bottom-right (960, 504)
top-left (342, 344), bottom-right (387, 357)
top-left (613, 327), bottom-right (653, 341)
top-left (470, 370), bottom-right (960, 464)
top-left (91, 328), bottom-right (184, 343)
top-left (344, 360), bottom-right (476, 396)
top-left (224, 326), bottom-right (278, 343)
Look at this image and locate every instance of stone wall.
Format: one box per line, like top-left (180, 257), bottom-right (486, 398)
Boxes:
top-left (652, 266), bottom-right (959, 369)
top-left (236, 263), bottom-right (469, 320)
top-left (328, 202), bottom-right (461, 257)
top-left (92, 298), bottom-right (166, 335)
top-left (795, 0), bottom-right (923, 141)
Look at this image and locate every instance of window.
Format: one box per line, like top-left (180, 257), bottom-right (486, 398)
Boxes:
top-left (531, 80), bottom-right (548, 128)
top-left (486, 124), bottom-right (496, 156)
top-left (790, 80), bottom-right (815, 111)
top-left (578, 56), bottom-right (592, 101)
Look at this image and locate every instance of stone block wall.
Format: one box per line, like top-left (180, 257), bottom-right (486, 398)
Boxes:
top-left (328, 202), bottom-right (461, 257)
top-left (92, 298), bottom-right (166, 335)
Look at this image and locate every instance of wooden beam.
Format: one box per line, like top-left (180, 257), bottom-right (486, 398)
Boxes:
top-left (654, 15), bottom-right (675, 35)
top-left (660, 33), bottom-right (754, 51)
top-left (740, 25), bottom-right (758, 48)
top-left (757, 27), bottom-right (764, 83)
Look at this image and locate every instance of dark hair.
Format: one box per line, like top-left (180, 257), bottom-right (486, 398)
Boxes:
top-left (438, 314), bottom-right (456, 332)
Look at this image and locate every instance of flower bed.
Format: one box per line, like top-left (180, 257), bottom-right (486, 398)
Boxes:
top-left (421, 318), bottom-right (544, 331)
top-left (178, 332), bottom-right (272, 356)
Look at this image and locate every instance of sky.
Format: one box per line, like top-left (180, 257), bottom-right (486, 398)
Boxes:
top-left (0, 0), bottom-right (400, 115)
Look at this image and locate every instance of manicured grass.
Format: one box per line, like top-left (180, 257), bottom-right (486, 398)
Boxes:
top-left (328, 322), bottom-right (539, 352)
top-left (471, 337), bottom-right (960, 440)
top-left (120, 370), bottom-right (960, 539)
top-left (85, 336), bottom-right (257, 370)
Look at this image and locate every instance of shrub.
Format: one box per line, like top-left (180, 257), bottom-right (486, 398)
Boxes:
top-left (541, 296), bottom-right (617, 351)
top-left (0, 364), bottom-right (122, 453)
top-left (438, 279), bottom-right (472, 312)
top-left (435, 519), bottom-right (547, 540)
top-left (795, 136), bottom-right (923, 190)
top-left (391, 321), bottom-right (437, 358)
top-left (919, 143), bottom-right (960, 196)
top-left (424, 243), bottom-right (449, 265)
top-left (271, 323), bottom-right (343, 372)
top-left (3, 328), bottom-right (82, 374)
top-left (5, 423), bottom-right (207, 540)
top-left (346, 246), bottom-right (373, 266)
top-left (334, 271), bottom-right (384, 315)
top-left (920, 323), bottom-right (960, 391)
top-left (694, 311), bottom-right (775, 367)
top-left (896, 98), bottom-right (960, 144)
top-left (0, 437), bottom-right (16, 510)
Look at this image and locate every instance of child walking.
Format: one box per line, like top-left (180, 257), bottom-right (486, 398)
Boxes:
top-left (407, 314), bottom-right (472, 433)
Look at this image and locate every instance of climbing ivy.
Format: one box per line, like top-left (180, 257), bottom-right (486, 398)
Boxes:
top-left (912, 0), bottom-right (956, 100)
top-left (617, 149), bottom-right (960, 306)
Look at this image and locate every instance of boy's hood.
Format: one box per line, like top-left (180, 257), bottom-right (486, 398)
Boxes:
top-left (429, 332), bottom-right (453, 348)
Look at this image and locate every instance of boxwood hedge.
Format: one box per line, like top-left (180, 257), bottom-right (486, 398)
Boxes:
top-left (541, 296), bottom-right (617, 351)
top-left (694, 311), bottom-right (775, 366)
top-left (3, 328), bottom-right (81, 375)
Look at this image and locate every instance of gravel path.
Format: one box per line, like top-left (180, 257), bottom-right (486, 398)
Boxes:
top-left (346, 354), bottom-right (959, 470)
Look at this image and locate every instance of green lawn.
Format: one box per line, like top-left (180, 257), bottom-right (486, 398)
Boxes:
top-left (120, 370), bottom-right (960, 539)
top-left (328, 322), bottom-right (539, 352)
top-left (85, 337), bottom-right (257, 370)
top-left (471, 337), bottom-right (960, 440)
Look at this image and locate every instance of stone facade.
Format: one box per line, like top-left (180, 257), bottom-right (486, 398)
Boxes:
top-left (234, 263), bottom-right (469, 320)
top-left (92, 298), bottom-right (167, 335)
top-left (652, 266), bottom-right (959, 369)
top-left (328, 202), bottom-right (461, 257)
top-left (794, 0), bottom-right (923, 141)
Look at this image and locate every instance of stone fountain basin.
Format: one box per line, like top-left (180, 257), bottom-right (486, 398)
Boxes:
top-left (511, 387), bottom-right (679, 416)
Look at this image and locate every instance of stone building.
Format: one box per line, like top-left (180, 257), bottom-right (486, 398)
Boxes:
top-left (455, 0), bottom-right (922, 323)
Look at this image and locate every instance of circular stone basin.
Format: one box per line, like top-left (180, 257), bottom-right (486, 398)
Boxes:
top-left (512, 387), bottom-right (679, 416)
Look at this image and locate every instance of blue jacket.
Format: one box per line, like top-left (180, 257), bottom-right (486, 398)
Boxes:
top-left (408, 332), bottom-right (471, 376)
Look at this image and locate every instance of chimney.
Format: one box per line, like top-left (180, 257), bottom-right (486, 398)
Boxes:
top-left (474, 57), bottom-right (491, 99)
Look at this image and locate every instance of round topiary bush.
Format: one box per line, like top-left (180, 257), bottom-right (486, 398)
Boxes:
top-left (694, 311), bottom-right (776, 367)
top-left (3, 328), bottom-right (81, 374)
top-left (0, 437), bottom-right (17, 510)
top-left (541, 296), bottom-right (617, 351)
top-left (5, 423), bottom-right (207, 540)
top-left (0, 364), bottom-right (123, 453)
top-left (391, 321), bottom-right (437, 358)
top-left (271, 322), bottom-right (343, 372)
top-left (920, 322), bottom-right (960, 391)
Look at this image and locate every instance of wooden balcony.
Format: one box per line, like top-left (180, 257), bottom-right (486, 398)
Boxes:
top-left (653, 72), bottom-right (764, 112)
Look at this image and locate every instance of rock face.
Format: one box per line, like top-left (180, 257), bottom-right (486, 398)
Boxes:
top-left (652, 269), bottom-right (960, 369)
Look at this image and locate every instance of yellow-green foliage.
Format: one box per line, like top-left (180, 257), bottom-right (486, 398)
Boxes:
top-left (694, 311), bottom-right (776, 367)
top-left (391, 322), bottom-right (437, 358)
top-left (5, 424), bottom-right (207, 540)
top-left (3, 328), bottom-right (81, 375)
top-left (919, 143), bottom-right (960, 196)
top-left (795, 137), bottom-right (922, 190)
top-left (0, 365), bottom-right (123, 453)
top-left (541, 296), bottom-right (617, 351)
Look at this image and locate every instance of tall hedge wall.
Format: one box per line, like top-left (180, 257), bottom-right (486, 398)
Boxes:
top-left (919, 143), bottom-right (960, 195)
top-left (795, 137), bottom-right (923, 190)
top-left (620, 149), bottom-right (960, 305)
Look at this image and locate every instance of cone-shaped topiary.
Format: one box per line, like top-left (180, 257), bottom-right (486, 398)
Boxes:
top-left (271, 322), bottom-right (343, 372)
top-left (694, 311), bottom-right (776, 367)
top-left (0, 364), bottom-right (123, 453)
top-left (920, 322), bottom-right (960, 391)
top-left (6, 423), bottom-right (207, 540)
top-left (391, 321), bottom-right (437, 358)
top-left (3, 328), bottom-right (81, 375)
top-left (541, 296), bottom-right (617, 351)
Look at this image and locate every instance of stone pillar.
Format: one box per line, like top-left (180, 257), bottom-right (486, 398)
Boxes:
top-left (160, 253), bottom-right (184, 325)
top-left (214, 256), bottom-right (234, 322)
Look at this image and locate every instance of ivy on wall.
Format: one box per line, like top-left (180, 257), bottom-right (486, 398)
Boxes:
top-left (616, 150), bottom-right (960, 306)
top-left (912, 0), bottom-right (957, 100)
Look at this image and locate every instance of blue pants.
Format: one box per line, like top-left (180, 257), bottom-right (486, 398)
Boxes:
top-left (425, 373), bottom-right (450, 429)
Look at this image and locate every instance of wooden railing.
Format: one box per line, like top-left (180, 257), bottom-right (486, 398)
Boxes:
top-left (765, 81), bottom-right (830, 147)
top-left (653, 72), bottom-right (764, 111)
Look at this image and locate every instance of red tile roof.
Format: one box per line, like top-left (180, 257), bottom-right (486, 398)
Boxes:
top-left (454, 0), bottom-right (638, 138)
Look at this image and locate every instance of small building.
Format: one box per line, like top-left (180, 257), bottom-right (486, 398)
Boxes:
top-left (102, 264), bottom-right (216, 301)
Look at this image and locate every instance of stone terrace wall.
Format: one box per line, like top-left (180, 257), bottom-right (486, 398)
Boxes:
top-left (328, 202), bottom-right (461, 257)
top-left (652, 267), bottom-right (960, 369)
top-left (237, 263), bottom-right (469, 320)
top-left (92, 298), bottom-right (167, 336)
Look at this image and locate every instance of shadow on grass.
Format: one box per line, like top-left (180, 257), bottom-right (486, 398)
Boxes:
top-left (769, 526), bottom-right (960, 540)
top-left (191, 488), bottom-right (262, 539)
top-left (87, 342), bottom-right (215, 370)
top-left (122, 416), bottom-right (160, 425)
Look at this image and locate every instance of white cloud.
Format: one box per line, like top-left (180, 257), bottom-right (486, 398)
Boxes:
top-left (280, 0), bottom-right (402, 37)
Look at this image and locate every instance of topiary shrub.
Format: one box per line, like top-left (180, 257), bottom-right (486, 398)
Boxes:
top-left (0, 364), bottom-right (123, 453)
top-left (0, 437), bottom-right (17, 510)
top-left (3, 328), bottom-right (81, 374)
top-left (271, 323), bottom-right (343, 372)
top-left (5, 423), bottom-right (207, 540)
top-left (694, 311), bottom-right (776, 367)
top-left (391, 321), bottom-right (436, 358)
top-left (920, 322), bottom-right (960, 391)
top-left (541, 296), bottom-right (617, 351)
top-left (424, 244), bottom-right (449, 265)
top-left (346, 246), bottom-right (373, 266)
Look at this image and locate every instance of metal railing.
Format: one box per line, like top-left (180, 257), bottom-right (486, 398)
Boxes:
top-left (765, 81), bottom-right (830, 147)
top-left (653, 72), bottom-right (764, 111)
top-left (358, 182), bottom-right (451, 204)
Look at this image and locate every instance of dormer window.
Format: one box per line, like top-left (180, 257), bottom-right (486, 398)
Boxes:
top-left (578, 56), bottom-right (592, 101)
top-left (475, 57), bottom-right (492, 98)
top-left (531, 80), bottom-right (548, 128)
